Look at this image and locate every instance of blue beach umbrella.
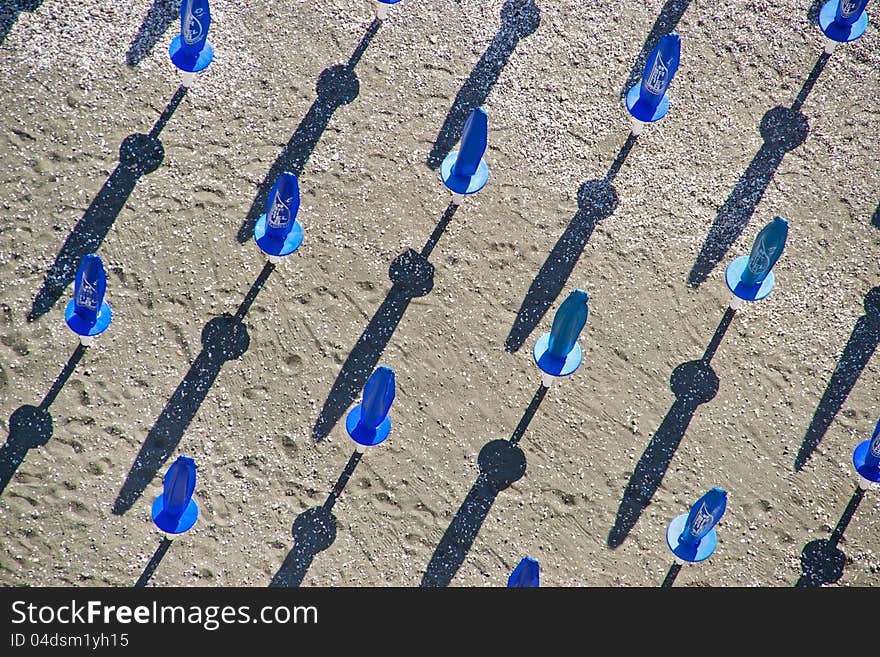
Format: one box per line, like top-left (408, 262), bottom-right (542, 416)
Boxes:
top-left (852, 417), bottom-right (880, 489)
top-left (440, 106), bottom-right (490, 202)
top-left (169, 0), bottom-right (214, 77)
top-left (346, 366), bottom-right (396, 450)
top-left (254, 171), bottom-right (304, 262)
top-left (819, 0), bottom-right (870, 49)
top-left (533, 289), bottom-right (588, 385)
top-left (151, 455), bottom-right (199, 535)
top-left (725, 216), bottom-right (788, 306)
top-left (625, 33), bottom-right (681, 132)
top-left (666, 487), bottom-right (727, 564)
top-left (507, 556), bottom-right (540, 587)
top-left (374, 0), bottom-right (401, 20)
top-left (65, 253), bottom-right (112, 344)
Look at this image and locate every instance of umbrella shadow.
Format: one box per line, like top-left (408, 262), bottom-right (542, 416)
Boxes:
top-left (134, 536), bottom-right (173, 587)
top-left (796, 486), bottom-right (864, 587)
top-left (504, 135), bottom-right (634, 353)
top-left (312, 204), bottom-right (457, 442)
top-left (111, 262), bottom-right (275, 515)
top-left (619, 0), bottom-right (692, 100)
top-left (426, 0), bottom-right (540, 169)
top-left (236, 19), bottom-right (380, 244)
top-left (0, 344), bottom-right (85, 496)
top-left (795, 287), bottom-right (880, 472)
top-left (688, 54), bottom-right (829, 287)
top-left (269, 450), bottom-right (362, 587)
top-left (871, 203), bottom-right (879, 229)
top-left (807, 0), bottom-right (824, 24)
top-left (0, 0), bottom-right (41, 46)
top-left (420, 385), bottom-right (545, 587)
top-left (28, 87), bottom-right (187, 322)
top-left (126, 0), bottom-right (179, 67)
top-left (607, 308), bottom-right (734, 548)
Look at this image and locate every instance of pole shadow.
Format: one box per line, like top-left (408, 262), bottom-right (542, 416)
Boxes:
top-left (111, 263), bottom-right (275, 515)
top-left (0, 344), bottom-right (85, 496)
top-left (236, 19), bottom-right (380, 244)
top-left (312, 205), bottom-right (457, 441)
top-left (0, 0), bottom-right (41, 46)
top-left (29, 87), bottom-right (187, 322)
top-left (269, 451), bottom-right (362, 587)
top-left (688, 54), bottom-right (829, 287)
top-left (796, 486), bottom-right (864, 587)
top-left (134, 536), bottom-right (173, 587)
top-left (607, 308), bottom-right (734, 548)
top-left (660, 562), bottom-right (682, 587)
top-left (807, 0), bottom-right (824, 25)
top-left (795, 287), bottom-right (880, 472)
top-left (619, 0), bottom-right (692, 100)
top-left (420, 385), bottom-right (544, 587)
top-left (426, 0), bottom-right (540, 169)
top-left (504, 135), bottom-right (635, 353)
top-left (126, 0), bottom-right (179, 66)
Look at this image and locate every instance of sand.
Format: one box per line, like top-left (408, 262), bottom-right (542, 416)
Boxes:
top-left (0, 0), bottom-right (878, 588)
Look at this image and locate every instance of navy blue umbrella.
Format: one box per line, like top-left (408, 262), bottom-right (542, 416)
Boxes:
top-left (533, 289), bottom-right (588, 388)
top-left (346, 366), bottom-right (396, 452)
top-left (507, 556), bottom-right (540, 587)
top-left (819, 0), bottom-right (869, 53)
top-left (151, 455), bottom-right (199, 535)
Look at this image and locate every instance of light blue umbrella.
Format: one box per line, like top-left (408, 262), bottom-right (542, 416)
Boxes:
top-left (169, 0), bottom-right (214, 86)
top-left (625, 33), bottom-right (681, 135)
top-left (666, 487), bottom-right (727, 564)
top-left (725, 216), bottom-right (788, 309)
top-left (151, 455), bottom-right (199, 535)
top-left (507, 556), bottom-right (540, 587)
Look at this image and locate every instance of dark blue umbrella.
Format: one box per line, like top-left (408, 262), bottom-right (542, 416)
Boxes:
top-left (346, 366), bottom-right (395, 452)
top-left (725, 216), bottom-right (788, 309)
top-left (440, 106), bottom-right (490, 205)
top-left (65, 253), bottom-right (112, 347)
top-left (507, 556), bottom-right (540, 587)
top-left (666, 487), bottom-right (727, 564)
top-left (254, 171), bottom-right (304, 264)
top-left (533, 289), bottom-right (588, 387)
top-left (852, 417), bottom-right (880, 490)
top-left (625, 32), bottom-right (681, 135)
top-left (151, 455), bottom-right (199, 535)
top-left (169, 0), bottom-right (214, 86)
top-left (819, 0), bottom-right (869, 53)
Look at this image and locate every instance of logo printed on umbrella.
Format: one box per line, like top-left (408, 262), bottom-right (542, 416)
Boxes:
top-left (267, 195), bottom-right (291, 230)
top-left (183, 4), bottom-right (205, 45)
top-left (75, 276), bottom-right (100, 311)
top-left (644, 54), bottom-right (670, 95)
top-left (689, 502), bottom-right (714, 538)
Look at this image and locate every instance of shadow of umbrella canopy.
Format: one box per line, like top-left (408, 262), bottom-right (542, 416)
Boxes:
top-left (293, 506), bottom-right (338, 552)
top-left (388, 248), bottom-right (434, 298)
top-left (670, 359), bottom-right (719, 405)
